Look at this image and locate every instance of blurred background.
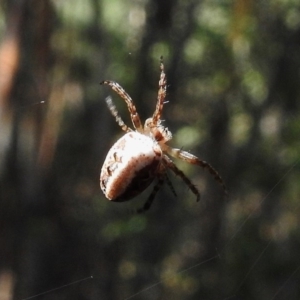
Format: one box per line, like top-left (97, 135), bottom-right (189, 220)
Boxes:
top-left (1, 0), bottom-right (300, 299)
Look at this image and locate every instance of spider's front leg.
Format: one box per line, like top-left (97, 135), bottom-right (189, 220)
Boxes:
top-left (105, 96), bottom-right (132, 133)
top-left (162, 145), bottom-right (228, 196)
top-left (101, 80), bottom-right (143, 132)
top-left (152, 57), bottom-right (167, 126)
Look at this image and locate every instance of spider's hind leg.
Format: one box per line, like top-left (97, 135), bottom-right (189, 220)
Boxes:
top-left (163, 155), bottom-right (201, 202)
top-left (163, 145), bottom-right (228, 196)
top-left (165, 173), bottom-right (177, 197)
top-left (136, 175), bottom-right (165, 213)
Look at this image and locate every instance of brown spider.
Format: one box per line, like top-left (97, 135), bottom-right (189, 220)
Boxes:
top-left (100, 57), bottom-right (227, 213)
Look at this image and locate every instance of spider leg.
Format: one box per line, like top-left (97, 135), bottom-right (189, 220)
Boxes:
top-left (163, 155), bottom-right (201, 201)
top-left (165, 172), bottom-right (177, 197)
top-left (162, 145), bottom-right (228, 196)
top-left (152, 56), bottom-right (167, 126)
top-left (136, 175), bottom-right (165, 213)
top-left (101, 80), bottom-right (143, 132)
top-left (105, 96), bottom-right (132, 133)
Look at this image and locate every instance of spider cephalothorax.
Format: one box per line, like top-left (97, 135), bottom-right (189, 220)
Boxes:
top-left (100, 57), bottom-right (227, 212)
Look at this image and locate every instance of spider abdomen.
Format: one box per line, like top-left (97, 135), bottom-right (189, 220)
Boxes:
top-left (100, 132), bottom-right (162, 201)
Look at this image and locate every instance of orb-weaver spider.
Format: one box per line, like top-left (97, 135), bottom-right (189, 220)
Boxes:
top-left (100, 58), bottom-right (227, 213)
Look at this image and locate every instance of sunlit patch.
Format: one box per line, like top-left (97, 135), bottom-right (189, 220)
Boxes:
top-left (119, 260), bottom-right (137, 279)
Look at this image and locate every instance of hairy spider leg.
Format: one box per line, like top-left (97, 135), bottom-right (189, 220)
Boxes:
top-left (152, 56), bottom-right (167, 126)
top-left (101, 80), bottom-right (143, 132)
top-left (163, 145), bottom-right (228, 196)
top-left (163, 155), bottom-right (201, 202)
top-left (105, 96), bottom-right (133, 133)
top-left (137, 174), bottom-right (165, 213)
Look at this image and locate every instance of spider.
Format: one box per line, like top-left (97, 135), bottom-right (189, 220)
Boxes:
top-left (100, 57), bottom-right (227, 213)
